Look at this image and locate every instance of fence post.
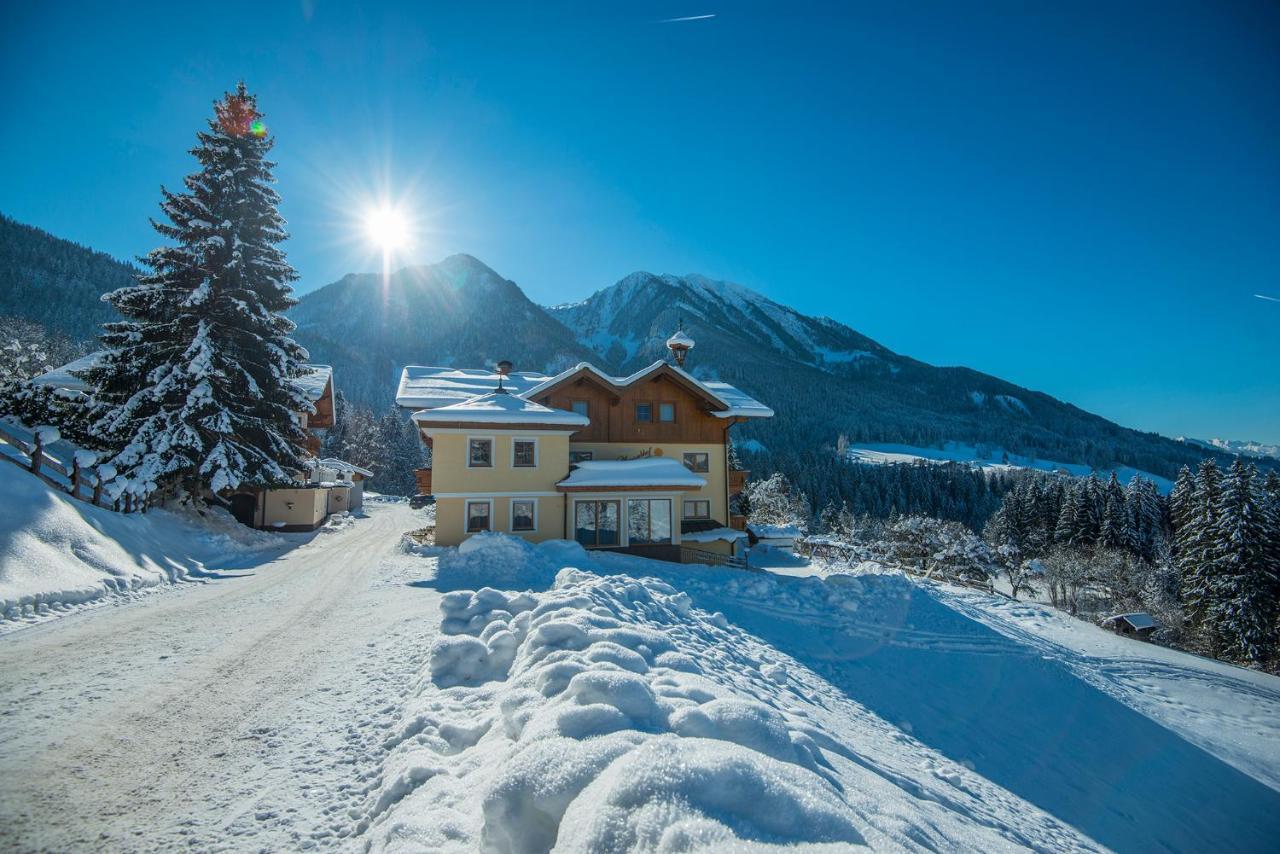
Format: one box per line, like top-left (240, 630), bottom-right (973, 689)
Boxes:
top-left (30, 432), bottom-right (44, 477)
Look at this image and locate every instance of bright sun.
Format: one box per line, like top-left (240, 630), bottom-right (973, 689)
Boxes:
top-left (363, 205), bottom-right (410, 250)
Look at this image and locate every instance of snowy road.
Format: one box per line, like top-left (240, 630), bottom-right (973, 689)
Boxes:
top-left (0, 502), bottom-right (439, 851)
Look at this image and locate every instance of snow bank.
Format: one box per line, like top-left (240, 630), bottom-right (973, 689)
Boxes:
top-left (0, 474), bottom-right (296, 629)
top-left (360, 536), bottom-right (1097, 851)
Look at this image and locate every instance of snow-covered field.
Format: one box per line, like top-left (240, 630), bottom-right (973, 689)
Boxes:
top-left (845, 441), bottom-right (1174, 491)
top-left (3, 491), bottom-right (1279, 851)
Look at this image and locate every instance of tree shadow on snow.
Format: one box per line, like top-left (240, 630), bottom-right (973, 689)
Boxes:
top-left (701, 579), bottom-right (1280, 852)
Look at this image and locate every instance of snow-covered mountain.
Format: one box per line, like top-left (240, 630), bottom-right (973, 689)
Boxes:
top-left (545, 271), bottom-right (1234, 479)
top-left (1178, 436), bottom-right (1280, 462)
top-left (289, 255), bottom-right (593, 406)
top-left (550, 271), bottom-right (903, 376)
top-left (0, 211), bottom-right (1251, 481)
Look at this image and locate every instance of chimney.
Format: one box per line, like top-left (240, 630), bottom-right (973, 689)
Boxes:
top-left (666, 325), bottom-right (694, 368)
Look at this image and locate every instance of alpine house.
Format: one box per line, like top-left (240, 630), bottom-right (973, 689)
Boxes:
top-left (396, 328), bottom-right (772, 562)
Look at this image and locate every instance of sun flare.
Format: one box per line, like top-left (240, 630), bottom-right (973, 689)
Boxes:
top-left (363, 205), bottom-right (410, 251)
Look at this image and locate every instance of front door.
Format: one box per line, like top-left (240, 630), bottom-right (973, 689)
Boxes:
top-left (230, 493), bottom-right (257, 527)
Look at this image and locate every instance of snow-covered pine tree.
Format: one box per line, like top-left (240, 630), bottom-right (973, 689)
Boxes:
top-left (1126, 475), bottom-right (1165, 563)
top-left (1054, 481), bottom-right (1080, 545)
top-left (1099, 473), bottom-right (1133, 551)
top-left (1180, 459), bottom-right (1224, 635)
top-left (1208, 460), bottom-right (1277, 662)
top-left (86, 83), bottom-right (310, 503)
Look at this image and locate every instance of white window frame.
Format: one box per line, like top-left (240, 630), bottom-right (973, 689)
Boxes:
top-left (467, 436), bottom-right (495, 468)
top-left (509, 497), bottom-right (538, 533)
top-left (465, 499), bottom-right (493, 533)
top-left (511, 437), bottom-right (539, 468)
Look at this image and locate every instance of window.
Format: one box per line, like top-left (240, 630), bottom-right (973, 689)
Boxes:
top-left (571, 400), bottom-right (590, 418)
top-left (468, 438), bottom-right (493, 467)
top-left (659, 402), bottom-right (675, 423)
top-left (683, 452), bottom-right (710, 473)
top-left (635, 402), bottom-right (652, 423)
top-left (683, 500), bottom-right (711, 520)
top-left (628, 498), bottom-right (672, 544)
top-left (511, 499), bottom-right (537, 532)
top-left (570, 450), bottom-right (594, 463)
top-left (574, 500), bottom-right (620, 547)
top-left (466, 500), bottom-right (492, 533)
top-left (513, 438), bottom-right (537, 467)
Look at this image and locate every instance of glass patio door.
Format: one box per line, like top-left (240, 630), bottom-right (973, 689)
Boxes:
top-left (574, 500), bottom-right (620, 547)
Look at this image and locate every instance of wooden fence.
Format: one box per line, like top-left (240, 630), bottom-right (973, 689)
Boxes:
top-left (0, 419), bottom-right (136, 512)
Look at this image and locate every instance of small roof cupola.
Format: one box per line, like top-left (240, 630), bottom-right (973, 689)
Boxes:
top-left (666, 324), bottom-right (695, 367)
top-left (494, 359), bottom-right (514, 393)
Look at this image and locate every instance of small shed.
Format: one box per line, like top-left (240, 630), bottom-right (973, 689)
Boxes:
top-left (1101, 612), bottom-right (1159, 640)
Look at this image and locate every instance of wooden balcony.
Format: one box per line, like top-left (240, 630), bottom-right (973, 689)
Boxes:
top-left (728, 469), bottom-right (748, 496)
top-left (415, 467), bottom-right (432, 495)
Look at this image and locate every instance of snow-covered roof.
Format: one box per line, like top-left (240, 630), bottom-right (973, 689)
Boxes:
top-left (1103, 613), bottom-right (1158, 630)
top-left (315, 457), bottom-right (374, 477)
top-left (522, 361), bottom-right (774, 420)
top-left (666, 329), bottom-right (695, 349)
top-left (396, 360), bottom-right (770, 420)
top-left (411, 391), bottom-right (591, 428)
top-left (31, 351), bottom-right (105, 393)
top-left (396, 366), bottom-right (552, 409)
top-left (557, 457), bottom-right (707, 490)
top-left (293, 364), bottom-right (333, 403)
top-left (681, 526), bottom-right (748, 543)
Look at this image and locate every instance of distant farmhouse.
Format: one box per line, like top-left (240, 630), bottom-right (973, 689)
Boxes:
top-left (397, 329), bottom-right (771, 562)
top-left (33, 358), bottom-right (366, 531)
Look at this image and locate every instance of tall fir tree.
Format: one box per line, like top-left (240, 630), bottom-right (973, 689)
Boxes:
top-left (1180, 459), bottom-right (1224, 633)
top-left (1209, 460), bottom-right (1276, 662)
top-left (87, 83), bottom-right (310, 502)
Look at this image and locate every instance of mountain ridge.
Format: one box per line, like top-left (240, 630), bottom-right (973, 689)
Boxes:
top-left (0, 213), bottom-right (1259, 479)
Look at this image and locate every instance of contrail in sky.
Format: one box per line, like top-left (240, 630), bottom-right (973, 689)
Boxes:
top-left (1255, 293), bottom-right (1280, 303)
top-left (660, 14), bottom-right (716, 22)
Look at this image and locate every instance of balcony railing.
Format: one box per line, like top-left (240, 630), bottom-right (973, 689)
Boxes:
top-left (414, 467), bottom-right (432, 495)
top-left (728, 468), bottom-right (748, 496)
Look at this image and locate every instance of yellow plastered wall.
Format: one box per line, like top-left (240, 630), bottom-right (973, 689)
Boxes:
top-left (434, 495), bottom-right (567, 546)
top-left (568, 442), bottom-right (728, 523)
top-left (261, 487), bottom-right (328, 530)
top-left (428, 433), bottom-right (570, 495)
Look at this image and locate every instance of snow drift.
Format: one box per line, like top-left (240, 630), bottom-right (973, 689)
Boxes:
top-left (0, 473), bottom-right (296, 628)
top-left (363, 535), bottom-right (1280, 852)
top-left (361, 538), bottom-right (1102, 852)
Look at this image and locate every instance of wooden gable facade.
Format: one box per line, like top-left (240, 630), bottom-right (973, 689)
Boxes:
top-left (532, 364), bottom-right (738, 444)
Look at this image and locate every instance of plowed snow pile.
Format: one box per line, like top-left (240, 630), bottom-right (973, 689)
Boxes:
top-left (0, 473), bottom-right (306, 628)
top-left (361, 535), bottom-right (1106, 852)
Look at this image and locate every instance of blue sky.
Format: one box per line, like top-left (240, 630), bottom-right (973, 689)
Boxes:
top-left (2, 2), bottom-right (1278, 443)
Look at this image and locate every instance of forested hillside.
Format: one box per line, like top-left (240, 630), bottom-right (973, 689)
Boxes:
top-left (0, 214), bottom-right (133, 342)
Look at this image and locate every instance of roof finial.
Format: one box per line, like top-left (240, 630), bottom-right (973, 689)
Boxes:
top-left (666, 320), bottom-right (695, 367)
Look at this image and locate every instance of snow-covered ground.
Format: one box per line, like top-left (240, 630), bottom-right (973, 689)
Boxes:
top-left (362, 536), bottom-right (1280, 852)
top-left (3, 492), bottom-right (1279, 851)
top-left (0, 499), bottom-right (440, 850)
top-left (845, 441), bottom-right (1174, 491)
top-left (0, 473), bottom-right (322, 630)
